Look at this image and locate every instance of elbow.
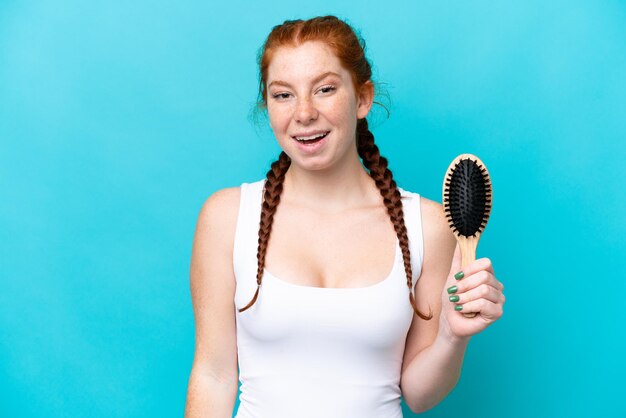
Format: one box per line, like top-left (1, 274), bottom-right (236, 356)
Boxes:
top-left (403, 380), bottom-right (460, 414)
top-left (405, 397), bottom-right (446, 415)
top-left (405, 400), bottom-right (435, 415)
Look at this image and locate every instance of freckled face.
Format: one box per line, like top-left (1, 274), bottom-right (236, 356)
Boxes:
top-left (266, 41), bottom-right (371, 171)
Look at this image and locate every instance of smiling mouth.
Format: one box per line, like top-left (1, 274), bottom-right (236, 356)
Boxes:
top-left (292, 131), bottom-right (330, 144)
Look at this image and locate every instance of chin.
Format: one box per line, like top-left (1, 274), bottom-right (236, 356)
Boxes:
top-left (288, 155), bottom-right (335, 172)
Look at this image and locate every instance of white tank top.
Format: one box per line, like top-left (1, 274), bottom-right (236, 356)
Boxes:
top-left (233, 179), bottom-right (424, 418)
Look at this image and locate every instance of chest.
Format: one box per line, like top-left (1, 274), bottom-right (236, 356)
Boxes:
top-left (264, 202), bottom-right (398, 288)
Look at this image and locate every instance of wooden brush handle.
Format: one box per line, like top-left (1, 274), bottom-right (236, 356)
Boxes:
top-left (457, 235), bottom-right (479, 318)
top-left (458, 235), bottom-right (479, 270)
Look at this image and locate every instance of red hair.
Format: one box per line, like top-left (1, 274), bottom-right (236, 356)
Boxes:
top-left (240, 15), bottom-right (433, 321)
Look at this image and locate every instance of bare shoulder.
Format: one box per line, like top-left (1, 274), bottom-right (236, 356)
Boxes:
top-left (191, 186), bottom-right (241, 288)
top-left (197, 187), bottom-right (241, 231)
top-left (418, 196), bottom-right (456, 256)
top-left (191, 185), bottom-right (242, 290)
top-left (418, 196), bottom-right (456, 289)
top-left (194, 187), bottom-right (241, 250)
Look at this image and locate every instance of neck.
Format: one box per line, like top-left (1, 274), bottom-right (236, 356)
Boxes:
top-left (282, 148), bottom-right (377, 213)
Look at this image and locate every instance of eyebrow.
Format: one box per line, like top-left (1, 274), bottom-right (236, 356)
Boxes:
top-left (268, 71), bottom-right (341, 88)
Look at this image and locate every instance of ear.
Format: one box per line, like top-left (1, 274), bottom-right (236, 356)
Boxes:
top-left (356, 81), bottom-right (374, 119)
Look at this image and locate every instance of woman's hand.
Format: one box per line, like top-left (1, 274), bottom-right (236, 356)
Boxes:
top-left (438, 243), bottom-right (506, 343)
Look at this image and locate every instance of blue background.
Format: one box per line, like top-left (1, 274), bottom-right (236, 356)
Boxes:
top-left (1, 1), bottom-right (624, 417)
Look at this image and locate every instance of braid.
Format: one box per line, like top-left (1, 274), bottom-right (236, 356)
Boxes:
top-left (238, 151), bottom-right (291, 313)
top-left (357, 119), bottom-right (433, 320)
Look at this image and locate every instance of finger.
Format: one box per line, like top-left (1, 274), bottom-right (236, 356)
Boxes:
top-left (448, 283), bottom-right (503, 305)
top-left (452, 257), bottom-right (494, 280)
top-left (453, 298), bottom-right (503, 319)
top-left (449, 270), bottom-right (500, 294)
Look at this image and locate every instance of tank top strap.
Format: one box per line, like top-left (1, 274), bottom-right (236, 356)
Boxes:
top-left (398, 187), bottom-right (425, 287)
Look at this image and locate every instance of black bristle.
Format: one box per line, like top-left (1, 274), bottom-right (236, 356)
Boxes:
top-left (444, 158), bottom-right (492, 237)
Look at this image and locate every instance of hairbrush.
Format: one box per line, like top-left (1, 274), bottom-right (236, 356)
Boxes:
top-left (442, 153), bottom-right (493, 318)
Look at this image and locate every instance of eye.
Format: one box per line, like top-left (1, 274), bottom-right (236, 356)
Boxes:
top-left (318, 85), bottom-right (336, 94)
top-left (271, 92), bottom-right (292, 101)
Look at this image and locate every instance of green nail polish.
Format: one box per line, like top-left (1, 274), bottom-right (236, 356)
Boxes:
top-left (454, 305), bottom-right (463, 311)
top-left (447, 286), bottom-right (457, 294)
top-left (449, 295), bottom-right (460, 302)
top-left (454, 271), bottom-right (464, 280)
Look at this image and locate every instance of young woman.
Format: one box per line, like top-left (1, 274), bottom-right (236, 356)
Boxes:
top-left (185, 15), bottom-right (505, 418)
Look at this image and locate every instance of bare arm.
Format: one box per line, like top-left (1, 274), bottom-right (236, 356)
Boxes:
top-left (184, 188), bottom-right (241, 418)
top-left (401, 194), bottom-right (506, 412)
top-left (400, 324), bottom-right (470, 413)
top-left (400, 197), bottom-right (467, 413)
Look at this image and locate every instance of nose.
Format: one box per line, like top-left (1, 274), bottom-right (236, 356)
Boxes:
top-left (294, 97), bottom-right (318, 124)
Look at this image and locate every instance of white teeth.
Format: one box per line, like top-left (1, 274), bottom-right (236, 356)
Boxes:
top-left (295, 132), bottom-right (328, 141)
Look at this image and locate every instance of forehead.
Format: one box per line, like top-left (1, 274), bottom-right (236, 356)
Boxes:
top-left (267, 41), bottom-right (348, 84)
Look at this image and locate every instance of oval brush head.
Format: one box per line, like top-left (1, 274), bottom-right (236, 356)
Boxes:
top-left (442, 153), bottom-right (493, 318)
